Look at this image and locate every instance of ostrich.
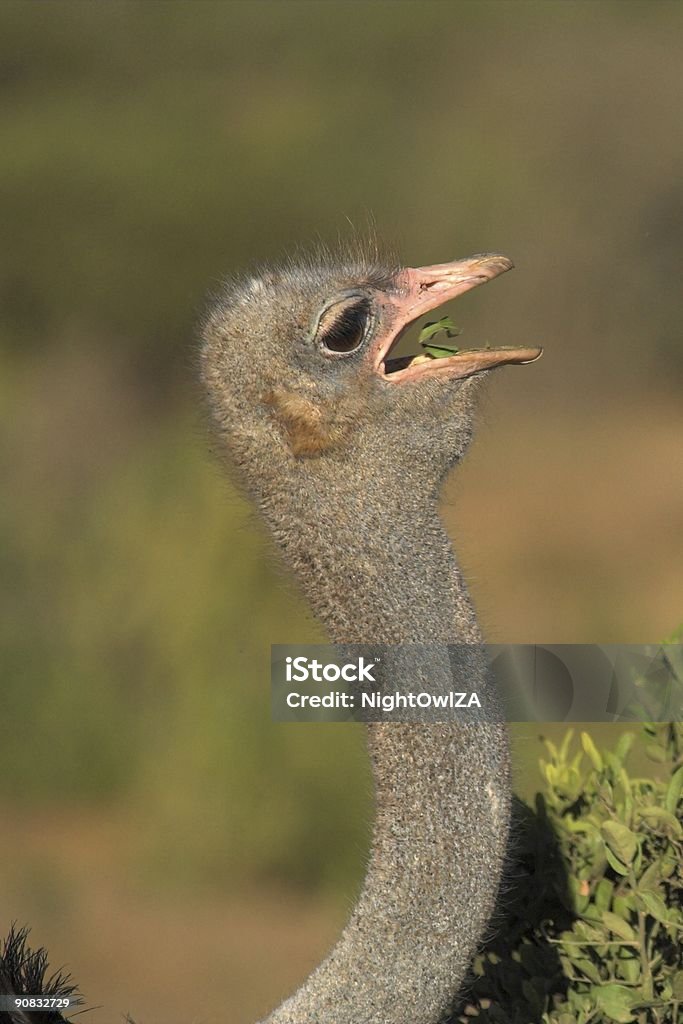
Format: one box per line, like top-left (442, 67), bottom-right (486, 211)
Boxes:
top-left (0, 243), bottom-right (541, 1024)
top-left (200, 244), bottom-right (542, 1024)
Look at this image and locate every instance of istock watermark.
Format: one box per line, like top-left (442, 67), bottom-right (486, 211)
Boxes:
top-left (285, 655), bottom-right (378, 683)
top-left (271, 644), bottom-right (683, 723)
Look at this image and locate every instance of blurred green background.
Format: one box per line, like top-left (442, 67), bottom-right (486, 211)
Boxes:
top-left (0, 2), bottom-right (681, 1022)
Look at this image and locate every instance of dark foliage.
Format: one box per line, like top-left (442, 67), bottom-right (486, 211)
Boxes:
top-left (0, 926), bottom-right (80, 1024)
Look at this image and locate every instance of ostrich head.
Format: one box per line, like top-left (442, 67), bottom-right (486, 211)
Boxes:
top-left (200, 246), bottom-right (542, 501)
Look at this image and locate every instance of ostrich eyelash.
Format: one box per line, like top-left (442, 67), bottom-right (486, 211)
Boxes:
top-left (316, 298), bottom-right (372, 356)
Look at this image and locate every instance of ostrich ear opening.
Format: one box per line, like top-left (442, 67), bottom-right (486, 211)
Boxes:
top-left (263, 387), bottom-right (345, 457)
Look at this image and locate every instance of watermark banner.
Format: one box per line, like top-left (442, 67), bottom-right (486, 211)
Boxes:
top-left (271, 644), bottom-right (683, 723)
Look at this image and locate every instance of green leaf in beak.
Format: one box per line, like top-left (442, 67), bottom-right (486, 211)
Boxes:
top-left (418, 316), bottom-right (462, 358)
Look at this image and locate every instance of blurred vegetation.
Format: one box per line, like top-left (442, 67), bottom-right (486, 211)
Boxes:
top-left (0, 0), bottom-right (681, 904)
top-left (0, 360), bottom-right (370, 893)
top-left (456, 723), bottom-right (683, 1024)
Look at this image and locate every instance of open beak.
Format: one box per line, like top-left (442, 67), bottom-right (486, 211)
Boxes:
top-left (373, 253), bottom-right (543, 383)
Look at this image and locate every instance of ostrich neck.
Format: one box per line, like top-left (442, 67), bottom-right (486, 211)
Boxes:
top-left (264, 463), bottom-right (481, 644)
top-left (259, 467), bottom-right (511, 1024)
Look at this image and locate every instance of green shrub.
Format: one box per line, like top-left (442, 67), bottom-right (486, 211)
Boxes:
top-left (456, 723), bottom-right (683, 1024)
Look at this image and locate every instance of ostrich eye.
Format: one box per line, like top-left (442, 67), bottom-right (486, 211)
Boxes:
top-left (316, 299), bottom-right (370, 356)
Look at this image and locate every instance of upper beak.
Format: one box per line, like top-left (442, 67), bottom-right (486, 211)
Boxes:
top-left (395, 253), bottom-right (516, 317)
top-left (374, 253), bottom-right (543, 381)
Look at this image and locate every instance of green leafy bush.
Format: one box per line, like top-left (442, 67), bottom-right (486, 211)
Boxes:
top-left (456, 723), bottom-right (683, 1024)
